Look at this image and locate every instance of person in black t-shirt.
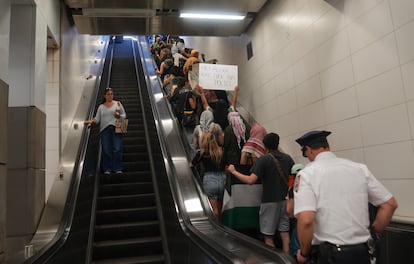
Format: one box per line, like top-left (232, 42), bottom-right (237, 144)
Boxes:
top-left (228, 133), bottom-right (294, 252)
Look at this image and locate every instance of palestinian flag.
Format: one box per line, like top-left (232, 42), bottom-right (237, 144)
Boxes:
top-left (221, 165), bottom-right (262, 231)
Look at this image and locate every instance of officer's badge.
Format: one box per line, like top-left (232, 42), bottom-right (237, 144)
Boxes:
top-left (294, 174), bottom-right (300, 193)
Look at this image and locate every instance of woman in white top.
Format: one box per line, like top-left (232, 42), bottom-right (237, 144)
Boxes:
top-left (85, 87), bottom-right (126, 174)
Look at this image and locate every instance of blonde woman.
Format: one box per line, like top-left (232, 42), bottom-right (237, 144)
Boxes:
top-left (190, 132), bottom-right (226, 220)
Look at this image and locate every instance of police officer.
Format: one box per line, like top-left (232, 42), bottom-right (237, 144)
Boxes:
top-left (293, 130), bottom-right (398, 264)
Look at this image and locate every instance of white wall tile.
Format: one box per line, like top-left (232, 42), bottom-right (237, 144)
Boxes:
top-left (388, 0), bottom-right (414, 29)
top-left (275, 67), bottom-right (296, 95)
top-left (288, 1), bottom-right (314, 41)
top-left (295, 74), bottom-right (322, 107)
top-left (356, 67), bottom-right (405, 114)
top-left (254, 80), bottom-right (275, 107)
top-left (321, 57), bottom-right (354, 97)
top-left (279, 132), bottom-right (302, 160)
top-left (256, 58), bottom-right (276, 87)
top-left (334, 148), bottom-right (365, 164)
top-left (309, 0), bottom-right (332, 23)
top-left (395, 20), bottom-right (414, 65)
top-left (290, 27), bottom-right (315, 63)
top-left (405, 100), bottom-right (414, 138)
top-left (45, 149), bottom-right (59, 175)
top-left (313, 6), bottom-right (350, 47)
top-left (277, 89), bottom-right (297, 116)
top-left (360, 104), bottom-right (411, 146)
top-left (323, 87), bottom-right (359, 124)
top-left (347, 0), bottom-right (394, 53)
top-left (352, 33), bottom-right (399, 83)
top-left (293, 52), bottom-right (319, 85)
top-left (299, 100), bottom-right (326, 131)
top-left (382, 179), bottom-right (414, 221)
top-left (401, 60), bottom-right (414, 101)
top-left (317, 30), bottom-right (351, 71)
top-left (45, 127), bottom-right (59, 151)
top-left (275, 111), bottom-right (300, 137)
top-left (263, 117), bottom-right (280, 136)
top-left (271, 45), bottom-right (293, 77)
top-left (364, 141), bottom-right (414, 180)
top-left (45, 104), bottom-right (59, 128)
top-left (255, 99), bottom-right (279, 125)
top-left (326, 117), bottom-right (363, 150)
top-left (46, 82), bottom-right (59, 105)
top-left (341, 0), bottom-right (383, 21)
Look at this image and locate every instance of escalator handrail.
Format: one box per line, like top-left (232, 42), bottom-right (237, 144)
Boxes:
top-left (130, 37), bottom-right (173, 264)
top-left (135, 37), bottom-right (247, 264)
top-left (84, 36), bottom-right (116, 264)
top-left (18, 38), bottom-right (113, 264)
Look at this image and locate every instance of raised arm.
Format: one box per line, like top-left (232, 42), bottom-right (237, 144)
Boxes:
top-left (195, 84), bottom-right (209, 110)
top-left (231, 85), bottom-right (239, 110)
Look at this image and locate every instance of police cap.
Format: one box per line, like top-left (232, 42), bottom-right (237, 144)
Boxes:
top-left (295, 130), bottom-right (331, 146)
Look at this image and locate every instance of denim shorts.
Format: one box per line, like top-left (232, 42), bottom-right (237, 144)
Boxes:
top-left (203, 171), bottom-right (226, 200)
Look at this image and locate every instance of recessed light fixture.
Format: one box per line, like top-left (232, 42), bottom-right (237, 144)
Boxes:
top-left (180, 12), bottom-right (245, 20)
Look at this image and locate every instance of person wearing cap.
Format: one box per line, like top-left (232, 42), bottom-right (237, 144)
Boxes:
top-left (228, 132), bottom-right (294, 252)
top-left (293, 130), bottom-right (398, 264)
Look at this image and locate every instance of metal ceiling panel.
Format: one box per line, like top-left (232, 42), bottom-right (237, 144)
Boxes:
top-left (66, 0), bottom-right (269, 36)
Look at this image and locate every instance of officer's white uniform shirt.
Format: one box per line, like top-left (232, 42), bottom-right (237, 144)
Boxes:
top-left (294, 151), bottom-right (392, 245)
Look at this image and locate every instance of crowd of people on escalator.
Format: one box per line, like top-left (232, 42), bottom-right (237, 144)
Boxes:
top-left (151, 35), bottom-right (398, 264)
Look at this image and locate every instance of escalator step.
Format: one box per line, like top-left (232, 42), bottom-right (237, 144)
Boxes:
top-left (93, 236), bottom-right (163, 260)
top-left (94, 254), bottom-right (164, 264)
top-left (95, 206), bottom-right (158, 224)
top-left (97, 193), bottom-right (156, 210)
top-left (99, 182), bottom-right (154, 196)
top-left (92, 38), bottom-right (164, 264)
top-left (100, 171), bottom-right (152, 184)
top-left (94, 220), bottom-right (160, 241)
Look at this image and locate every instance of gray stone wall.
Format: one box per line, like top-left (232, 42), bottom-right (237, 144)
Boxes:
top-left (6, 106), bottom-right (45, 258)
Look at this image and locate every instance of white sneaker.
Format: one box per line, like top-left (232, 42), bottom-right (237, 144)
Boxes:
top-left (115, 171), bottom-right (123, 174)
top-left (104, 171), bottom-right (111, 175)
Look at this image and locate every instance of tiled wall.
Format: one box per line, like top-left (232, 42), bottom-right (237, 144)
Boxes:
top-left (189, 0), bottom-right (414, 222)
top-left (46, 48), bottom-right (60, 201)
top-left (239, 0), bottom-right (414, 222)
top-left (7, 106), bottom-right (45, 258)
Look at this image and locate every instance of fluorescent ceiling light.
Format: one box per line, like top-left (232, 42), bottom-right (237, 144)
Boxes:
top-left (180, 12), bottom-right (245, 20)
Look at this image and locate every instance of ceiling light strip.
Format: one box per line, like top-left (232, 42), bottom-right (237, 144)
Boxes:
top-left (180, 13), bottom-right (245, 20)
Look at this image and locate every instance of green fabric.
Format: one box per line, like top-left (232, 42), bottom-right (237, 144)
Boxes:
top-left (222, 207), bottom-right (260, 229)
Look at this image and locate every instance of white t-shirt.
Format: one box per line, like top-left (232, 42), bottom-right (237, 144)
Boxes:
top-left (95, 101), bottom-right (126, 132)
top-left (294, 151), bottom-right (392, 245)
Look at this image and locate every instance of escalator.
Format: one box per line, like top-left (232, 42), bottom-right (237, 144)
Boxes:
top-left (91, 39), bottom-right (164, 263)
top-left (19, 37), bottom-right (295, 264)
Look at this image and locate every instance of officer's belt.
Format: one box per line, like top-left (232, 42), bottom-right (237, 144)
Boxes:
top-left (318, 241), bottom-right (368, 253)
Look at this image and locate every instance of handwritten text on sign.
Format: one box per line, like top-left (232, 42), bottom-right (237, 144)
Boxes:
top-left (199, 63), bottom-right (238, 91)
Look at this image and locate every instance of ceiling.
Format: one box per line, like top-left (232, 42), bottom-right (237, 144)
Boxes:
top-left (64, 0), bottom-right (269, 36)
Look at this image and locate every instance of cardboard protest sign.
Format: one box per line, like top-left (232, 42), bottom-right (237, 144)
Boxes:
top-left (198, 63), bottom-right (238, 91)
